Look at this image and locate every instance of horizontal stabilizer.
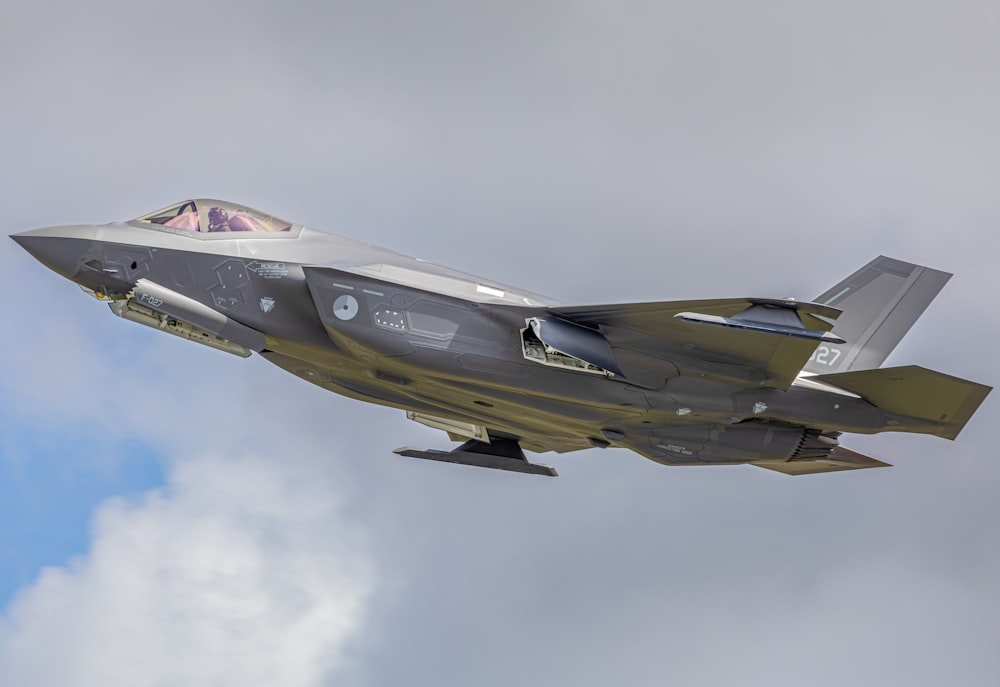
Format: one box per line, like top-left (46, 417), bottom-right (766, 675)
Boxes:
top-left (814, 366), bottom-right (992, 440)
top-left (755, 446), bottom-right (891, 475)
top-left (394, 438), bottom-right (558, 476)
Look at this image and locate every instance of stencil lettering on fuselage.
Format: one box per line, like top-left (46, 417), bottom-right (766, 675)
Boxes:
top-left (209, 259), bottom-right (253, 311)
top-left (246, 261), bottom-right (288, 279)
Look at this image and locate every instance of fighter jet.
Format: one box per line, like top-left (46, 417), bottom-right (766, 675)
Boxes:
top-left (12, 199), bottom-right (991, 476)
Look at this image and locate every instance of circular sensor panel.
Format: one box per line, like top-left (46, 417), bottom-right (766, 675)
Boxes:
top-left (333, 294), bottom-right (359, 321)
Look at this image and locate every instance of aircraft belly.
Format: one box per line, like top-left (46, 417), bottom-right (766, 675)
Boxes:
top-left (266, 316), bottom-right (890, 456)
top-left (263, 335), bottom-right (651, 454)
top-left (360, 363), bottom-right (647, 453)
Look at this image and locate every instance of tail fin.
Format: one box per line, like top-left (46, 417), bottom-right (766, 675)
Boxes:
top-left (802, 256), bottom-right (951, 375)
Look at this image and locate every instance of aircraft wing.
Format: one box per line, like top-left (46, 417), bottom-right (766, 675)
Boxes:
top-left (538, 298), bottom-right (843, 390)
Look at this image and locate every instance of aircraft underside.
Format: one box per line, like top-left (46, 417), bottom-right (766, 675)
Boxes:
top-left (256, 333), bottom-right (922, 477)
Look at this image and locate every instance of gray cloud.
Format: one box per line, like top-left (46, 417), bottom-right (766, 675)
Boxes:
top-left (2, 1), bottom-right (999, 685)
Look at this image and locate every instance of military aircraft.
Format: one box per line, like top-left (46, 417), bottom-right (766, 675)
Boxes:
top-left (12, 199), bottom-right (991, 476)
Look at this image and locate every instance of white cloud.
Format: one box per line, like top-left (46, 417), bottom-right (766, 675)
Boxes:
top-left (0, 452), bottom-right (372, 687)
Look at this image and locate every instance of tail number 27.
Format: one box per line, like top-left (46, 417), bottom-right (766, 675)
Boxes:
top-left (809, 345), bottom-right (842, 367)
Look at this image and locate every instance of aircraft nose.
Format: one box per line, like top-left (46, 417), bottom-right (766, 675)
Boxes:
top-left (10, 226), bottom-right (99, 281)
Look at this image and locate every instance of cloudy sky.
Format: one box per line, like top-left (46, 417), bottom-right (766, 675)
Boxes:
top-left (1, 1), bottom-right (998, 684)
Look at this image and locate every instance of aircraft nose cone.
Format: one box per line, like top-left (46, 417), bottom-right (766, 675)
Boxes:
top-left (10, 228), bottom-right (95, 280)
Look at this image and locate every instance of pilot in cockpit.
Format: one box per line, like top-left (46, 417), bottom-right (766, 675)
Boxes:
top-left (208, 206), bottom-right (283, 232)
top-left (138, 200), bottom-right (292, 234)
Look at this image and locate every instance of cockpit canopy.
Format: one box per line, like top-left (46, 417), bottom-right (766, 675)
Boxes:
top-left (136, 199), bottom-right (294, 235)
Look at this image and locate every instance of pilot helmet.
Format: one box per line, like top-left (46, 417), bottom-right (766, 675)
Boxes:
top-left (208, 207), bottom-right (229, 231)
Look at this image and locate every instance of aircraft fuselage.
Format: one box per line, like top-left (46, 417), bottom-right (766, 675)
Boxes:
top-left (13, 199), bottom-right (989, 475)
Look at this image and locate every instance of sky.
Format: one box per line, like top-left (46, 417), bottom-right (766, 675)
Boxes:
top-left (1, 1), bottom-right (999, 685)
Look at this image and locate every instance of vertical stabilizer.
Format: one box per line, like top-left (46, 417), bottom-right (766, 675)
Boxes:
top-left (803, 256), bottom-right (951, 374)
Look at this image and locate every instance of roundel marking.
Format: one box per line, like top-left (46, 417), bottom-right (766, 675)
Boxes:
top-left (333, 294), bottom-right (359, 321)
